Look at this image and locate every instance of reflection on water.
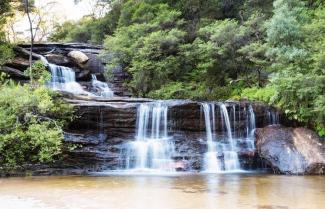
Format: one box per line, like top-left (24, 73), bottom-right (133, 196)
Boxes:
top-left (0, 174), bottom-right (324, 209)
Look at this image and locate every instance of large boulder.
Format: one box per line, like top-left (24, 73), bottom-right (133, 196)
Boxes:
top-left (255, 125), bottom-right (325, 174)
top-left (68, 50), bottom-right (89, 64)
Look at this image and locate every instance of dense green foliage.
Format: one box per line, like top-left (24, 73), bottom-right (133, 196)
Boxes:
top-left (0, 64), bottom-right (74, 168)
top-left (50, 0), bottom-right (324, 135)
top-left (0, 0), bottom-right (13, 66)
top-left (0, 2), bottom-right (76, 169)
top-left (24, 60), bottom-right (51, 83)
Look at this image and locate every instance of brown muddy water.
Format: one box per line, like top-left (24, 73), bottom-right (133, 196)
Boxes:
top-left (0, 173), bottom-right (324, 209)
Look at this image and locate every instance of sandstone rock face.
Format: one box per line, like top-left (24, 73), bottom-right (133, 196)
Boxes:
top-left (59, 98), bottom-right (280, 172)
top-left (45, 54), bottom-right (70, 65)
top-left (5, 43), bottom-right (321, 176)
top-left (255, 125), bottom-right (325, 174)
top-left (68, 50), bottom-right (89, 64)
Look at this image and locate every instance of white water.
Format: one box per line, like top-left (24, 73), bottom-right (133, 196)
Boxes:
top-left (46, 59), bottom-right (114, 97)
top-left (48, 64), bottom-right (90, 95)
top-left (245, 105), bottom-right (256, 150)
top-left (91, 74), bottom-right (114, 97)
top-left (202, 103), bottom-right (222, 172)
top-left (123, 102), bottom-right (175, 172)
top-left (219, 104), bottom-right (240, 171)
top-left (203, 103), bottom-right (253, 173)
top-left (267, 109), bottom-right (279, 125)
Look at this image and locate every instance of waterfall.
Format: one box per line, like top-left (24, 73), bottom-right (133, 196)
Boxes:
top-left (219, 104), bottom-right (240, 171)
top-left (46, 59), bottom-right (114, 97)
top-left (202, 103), bottom-right (244, 172)
top-left (220, 104), bottom-right (235, 150)
top-left (124, 102), bottom-right (175, 172)
top-left (266, 109), bottom-right (279, 125)
top-left (48, 64), bottom-right (89, 95)
top-left (203, 103), bottom-right (222, 172)
top-left (245, 105), bottom-right (256, 150)
top-left (91, 74), bottom-right (114, 97)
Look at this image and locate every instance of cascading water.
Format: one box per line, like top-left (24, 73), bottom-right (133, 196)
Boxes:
top-left (266, 109), bottom-right (279, 125)
top-left (245, 105), bottom-right (256, 150)
top-left (219, 104), bottom-right (240, 171)
top-left (48, 64), bottom-right (89, 95)
top-left (43, 55), bottom-right (114, 97)
top-left (203, 103), bottom-right (222, 172)
top-left (91, 74), bottom-right (114, 97)
top-left (202, 103), bottom-right (258, 172)
top-left (123, 102), bottom-right (175, 172)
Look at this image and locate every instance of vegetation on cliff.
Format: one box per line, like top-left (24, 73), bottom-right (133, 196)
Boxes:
top-left (1, 1), bottom-right (74, 168)
top-left (0, 82), bottom-right (74, 168)
top-left (0, 0), bottom-right (324, 148)
top-left (49, 0), bottom-right (324, 135)
top-left (0, 65), bottom-right (74, 169)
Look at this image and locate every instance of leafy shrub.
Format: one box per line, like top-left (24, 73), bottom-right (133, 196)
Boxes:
top-left (241, 86), bottom-right (276, 104)
top-left (0, 42), bottom-right (13, 66)
top-left (148, 82), bottom-right (192, 99)
top-left (0, 83), bottom-right (74, 168)
top-left (24, 61), bottom-right (51, 84)
top-left (270, 73), bottom-right (325, 136)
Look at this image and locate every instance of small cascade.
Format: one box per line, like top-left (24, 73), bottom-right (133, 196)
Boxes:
top-left (203, 103), bottom-right (222, 172)
top-left (203, 103), bottom-right (255, 172)
top-left (266, 109), bottom-right (279, 125)
top-left (91, 74), bottom-right (114, 97)
top-left (48, 64), bottom-right (89, 95)
top-left (219, 104), bottom-right (240, 171)
top-left (123, 102), bottom-right (175, 172)
top-left (245, 105), bottom-right (256, 150)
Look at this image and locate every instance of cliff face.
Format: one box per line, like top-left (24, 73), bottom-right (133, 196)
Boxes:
top-left (61, 97), bottom-right (282, 172)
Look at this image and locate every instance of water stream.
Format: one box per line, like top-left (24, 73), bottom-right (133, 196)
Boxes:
top-left (46, 60), bottom-right (114, 97)
top-left (48, 64), bottom-right (89, 95)
top-left (122, 102), bottom-right (175, 172)
top-left (91, 74), bottom-right (114, 97)
top-left (202, 103), bottom-right (258, 173)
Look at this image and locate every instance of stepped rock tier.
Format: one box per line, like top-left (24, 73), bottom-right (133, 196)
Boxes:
top-left (4, 43), bottom-right (132, 97)
top-left (60, 96), bottom-right (283, 173)
top-left (2, 43), bottom-right (324, 176)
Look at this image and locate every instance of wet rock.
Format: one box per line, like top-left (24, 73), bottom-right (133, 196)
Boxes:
top-left (6, 57), bottom-right (30, 71)
top-left (45, 54), bottom-right (70, 65)
top-left (82, 53), bottom-right (105, 74)
top-left (0, 66), bottom-right (28, 79)
top-left (255, 125), bottom-right (325, 174)
top-left (64, 132), bottom-right (106, 145)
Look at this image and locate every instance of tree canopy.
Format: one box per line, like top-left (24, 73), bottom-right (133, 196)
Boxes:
top-left (1, 0), bottom-right (325, 139)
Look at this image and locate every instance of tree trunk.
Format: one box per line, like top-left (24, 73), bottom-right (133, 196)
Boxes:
top-left (257, 68), bottom-right (261, 87)
top-left (25, 0), bottom-right (34, 84)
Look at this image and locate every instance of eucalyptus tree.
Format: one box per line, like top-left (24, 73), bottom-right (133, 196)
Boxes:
top-left (20, 0), bottom-right (35, 83)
